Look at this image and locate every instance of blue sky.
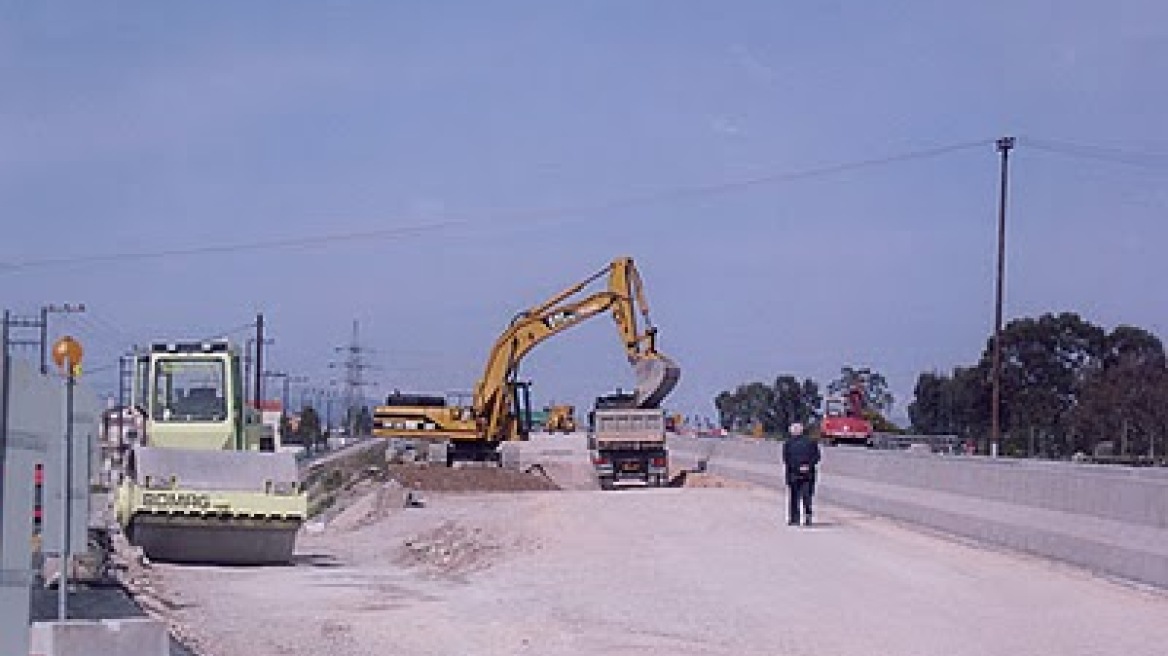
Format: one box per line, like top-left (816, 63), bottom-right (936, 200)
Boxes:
top-left (3, 1), bottom-right (1166, 422)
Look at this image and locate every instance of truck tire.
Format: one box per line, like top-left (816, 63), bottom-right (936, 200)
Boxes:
top-left (598, 477), bottom-right (614, 491)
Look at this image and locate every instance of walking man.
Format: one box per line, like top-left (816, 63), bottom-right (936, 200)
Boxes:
top-left (782, 422), bottom-right (821, 526)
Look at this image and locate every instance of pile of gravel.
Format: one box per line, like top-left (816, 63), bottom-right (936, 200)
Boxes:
top-left (396, 521), bottom-right (504, 577)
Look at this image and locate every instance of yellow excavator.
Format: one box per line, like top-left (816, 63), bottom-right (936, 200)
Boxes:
top-left (544, 404), bottom-right (577, 433)
top-left (373, 256), bottom-right (680, 463)
top-left (113, 341), bottom-right (306, 564)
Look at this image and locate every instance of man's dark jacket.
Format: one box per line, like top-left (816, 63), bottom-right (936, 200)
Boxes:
top-left (782, 434), bottom-right (822, 485)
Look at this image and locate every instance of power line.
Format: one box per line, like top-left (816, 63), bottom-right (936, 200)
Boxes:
top-left (0, 138), bottom-right (994, 274)
top-left (59, 314), bottom-right (132, 351)
top-left (1022, 137), bottom-right (1168, 170)
top-left (80, 311), bottom-right (141, 345)
top-left (59, 317), bottom-right (258, 376)
top-left (0, 220), bottom-right (467, 273)
top-left (198, 322), bottom-right (259, 343)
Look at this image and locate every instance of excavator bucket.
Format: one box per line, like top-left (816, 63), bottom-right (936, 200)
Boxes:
top-left (632, 356), bottom-right (681, 409)
top-left (119, 447), bottom-right (306, 564)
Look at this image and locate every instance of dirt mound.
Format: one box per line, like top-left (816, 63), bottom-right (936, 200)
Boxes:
top-left (396, 521), bottom-right (505, 578)
top-left (386, 463), bottom-right (560, 493)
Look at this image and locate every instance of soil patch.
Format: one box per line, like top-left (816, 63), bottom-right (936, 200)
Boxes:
top-left (671, 470), bottom-right (758, 489)
top-left (386, 463), bottom-right (560, 493)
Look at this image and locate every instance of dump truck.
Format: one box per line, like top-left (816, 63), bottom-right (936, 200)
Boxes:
top-left (372, 256), bottom-right (680, 464)
top-left (588, 391), bottom-right (668, 489)
top-left (112, 341), bottom-right (306, 564)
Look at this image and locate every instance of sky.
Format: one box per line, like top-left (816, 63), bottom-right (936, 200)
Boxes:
top-left (2, 1), bottom-right (1166, 423)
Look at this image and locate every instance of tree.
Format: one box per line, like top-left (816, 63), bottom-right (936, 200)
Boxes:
top-left (715, 382), bottom-right (774, 432)
top-left (1103, 325), bottom-right (1166, 370)
top-left (773, 375), bottom-right (822, 433)
top-left (356, 405), bottom-right (373, 435)
top-left (908, 312), bottom-right (1168, 458)
top-left (907, 366), bottom-right (989, 438)
top-left (908, 372), bottom-right (948, 434)
top-left (948, 366), bottom-right (991, 440)
top-left (1070, 328), bottom-right (1168, 458)
top-left (980, 313), bottom-right (1106, 455)
top-left (827, 366), bottom-right (893, 414)
top-left (715, 375), bottom-right (820, 435)
top-left (279, 413), bottom-right (301, 445)
top-left (298, 406), bottom-right (323, 449)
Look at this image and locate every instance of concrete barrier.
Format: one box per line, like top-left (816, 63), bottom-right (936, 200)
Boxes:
top-left (30, 618), bottom-right (168, 656)
top-left (507, 435), bottom-right (597, 490)
top-left (820, 446), bottom-right (1168, 528)
top-left (668, 435), bottom-right (1168, 589)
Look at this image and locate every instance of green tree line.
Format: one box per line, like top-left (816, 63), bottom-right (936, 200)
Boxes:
top-left (908, 312), bottom-right (1168, 458)
top-left (714, 375), bottom-right (821, 436)
top-left (715, 368), bottom-right (897, 437)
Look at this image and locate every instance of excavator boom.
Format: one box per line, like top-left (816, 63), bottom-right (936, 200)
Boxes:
top-left (473, 257), bottom-right (679, 441)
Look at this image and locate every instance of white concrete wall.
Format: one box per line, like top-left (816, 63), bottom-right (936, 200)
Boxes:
top-left (30, 618), bottom-right (168, 656)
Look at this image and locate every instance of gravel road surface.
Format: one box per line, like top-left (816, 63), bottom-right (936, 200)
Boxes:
top-left (145, 481), bottom-right (1168, 656)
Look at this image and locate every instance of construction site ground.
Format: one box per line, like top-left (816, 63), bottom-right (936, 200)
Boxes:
top-left (137, 437), bottom-right (1168, 656)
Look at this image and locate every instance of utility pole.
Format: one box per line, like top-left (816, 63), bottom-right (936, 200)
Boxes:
top-left (116, 352), bottom-right (133, 446)
top-left (39, 307), bottom-right (46, 375)
top-left (244, 334), bottom-right (274, 408)
top-left (1, 311), bottom-right (11, 519)
top-left (285, 375), bottom-right (308, 411)
top-left (323, 387), bottom-right (337, 431)
top-left (4, 312), bottom-right (47, 374)
top-left (253, 313), bottom-right (265, 408)
top-left (990, 136), bottom-right (1015, 458)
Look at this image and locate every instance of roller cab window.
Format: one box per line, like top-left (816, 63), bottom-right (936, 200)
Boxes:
top-left (152, 358), bottom-right (228, 422)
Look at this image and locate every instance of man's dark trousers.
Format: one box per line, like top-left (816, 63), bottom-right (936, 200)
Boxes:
top-left (787, 476), bottom-right (815, 525)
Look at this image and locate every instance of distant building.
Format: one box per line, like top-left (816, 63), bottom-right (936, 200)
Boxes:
top-left (253, 399), bottom-right (298, 453)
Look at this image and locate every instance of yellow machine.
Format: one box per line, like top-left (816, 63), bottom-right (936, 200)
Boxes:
top-left (544, 404), bottom-right (577, 433)
top-left (373, 256), bottom-right (680, 463)
top-left (113, 341), bottom-right (306, 564)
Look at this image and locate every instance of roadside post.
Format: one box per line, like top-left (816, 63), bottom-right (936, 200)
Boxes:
top-left (51, 335), bottom-right (83, 620)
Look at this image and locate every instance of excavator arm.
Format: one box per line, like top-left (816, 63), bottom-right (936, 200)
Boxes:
top-left (473, 257), bottom-right (680, 442)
